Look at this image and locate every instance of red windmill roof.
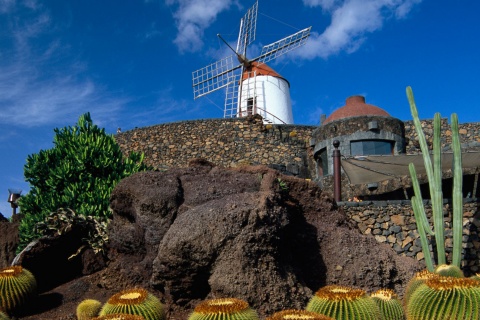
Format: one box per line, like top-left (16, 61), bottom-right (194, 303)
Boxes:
top-left (241, 62), bottom-right (290, 87)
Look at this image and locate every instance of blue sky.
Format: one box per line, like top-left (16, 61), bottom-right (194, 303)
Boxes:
top-left (1, 0), bottom-right (479, 217)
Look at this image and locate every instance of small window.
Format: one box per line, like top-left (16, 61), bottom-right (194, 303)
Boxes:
top-left (350, 140), bottom-right (394, 156)
top-left (247, 97), bottom-right (256, 115)
top-left (317, 148), bottom-right (329, 176)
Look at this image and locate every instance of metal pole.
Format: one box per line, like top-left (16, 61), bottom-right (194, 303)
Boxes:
top-left (333, 140), bottom-right (341, 202)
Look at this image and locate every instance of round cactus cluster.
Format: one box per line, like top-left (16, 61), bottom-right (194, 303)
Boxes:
top-left (93, 314), bottom-right (145, 320)
top-left (370, 289), bottom-right (404, 320)
top-left (406, 276), bottom-right (480, 320)
top-left (267, 309), bottom-right (333, 320)
top-left (77, 299), bottom-right (103, 320)
top-left (99, 288), bottom-right (164, 320)
top-left (188, 298), bottom-right (259, 320)
top-left (0, 266), bottom-right (37, 313)
top-left (306, 285), bottom-right (381, 320)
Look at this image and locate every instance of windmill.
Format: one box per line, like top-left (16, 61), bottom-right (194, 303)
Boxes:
top-left (192, 0), bottom-right (311, 124)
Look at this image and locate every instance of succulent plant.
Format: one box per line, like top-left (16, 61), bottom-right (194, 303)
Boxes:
top-left (99, 288), bottom-right (164, 320)
top-left (267, 309), bottom-right (333, 320)
top-left (370, 289), bottom-right (404, 320)
top-left (433, 264), bottom-right (464, 278)
top-left (0, 266), bottom-right (37, 313)
top-left (93, 314), bottom-right (145, 320)
top-left (403, 270), bottom-right (438, 307)
top-left (188, 298), bottom-right (259, 320)
top-left (77, 299), bottom-right (103, 319)
top-left (305, 285), bottom-right (381, 320)
top-left (406, 276), bottom-right (480, 320)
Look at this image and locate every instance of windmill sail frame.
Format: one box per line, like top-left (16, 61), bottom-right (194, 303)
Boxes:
top-left (192, 0), bottom-right (311, 121)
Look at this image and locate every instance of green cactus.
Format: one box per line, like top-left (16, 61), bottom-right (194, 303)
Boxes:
top-left (407, 86), bottom-right (464, 271)
top-left (267, 309), bottom-right (334, 320)
top-left (305, 285), bottom-right (381, 320)
top-left (188, 298), bottom-right (259, 320)
top-left (370, 289), bottom-right (404, 320)
top-left (0, 310), bottom-right (11, 320)
top-left (99, 288), bottom-right (164, 320)
top-left (403, 270), bottom-right (438, 307)
top-left (406, 276), bottom-right (480, 319)
top-left (77, 299), bottom-right (103, 320)
top-left (434, 264), bottom-right (464, 278)
top-left (0, 266), bottom-right (37, 313)
top-left (93, 314), bottom-right (145, 320)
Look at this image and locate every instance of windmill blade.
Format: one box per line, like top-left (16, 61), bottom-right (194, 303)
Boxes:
top-left (256, 26), bottom-right (311, 64)
top-left (224, 72), bottom-right (242, 118)
top-left (192, 55), bottom-right (241, 99)
top-left (236, 0), bottom-right (258, 56)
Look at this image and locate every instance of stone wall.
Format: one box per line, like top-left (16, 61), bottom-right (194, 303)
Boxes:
top-left (115, 115), bottom-right (316, 178)
top-left (340, 199), bottom-right (480, 275)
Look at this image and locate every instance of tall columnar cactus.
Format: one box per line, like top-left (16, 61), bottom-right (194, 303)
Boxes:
top-left (0, 266), bottom-right (37, 313)
top-left (406, 86), bottom-right (464, 271)
top-left (267, 309), bottom-right (333, 320)
top-left (99, 288), bottom-right (164, 320)
top-left (370, 289), bottom-right (404, 320)
top-left (77, 299), bottom-right (103, 320)
top-left (305, 285), bottom-right (381, 320)
top-left (188, 298), bottom-right (259, 320)
top-left (406, 276), bottom-right (480, 319)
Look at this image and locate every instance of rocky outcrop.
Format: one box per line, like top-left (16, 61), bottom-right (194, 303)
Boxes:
top-left (0, 213), bottom-right (20, 268)
top-left (107, 161), bottom-right (422, 318)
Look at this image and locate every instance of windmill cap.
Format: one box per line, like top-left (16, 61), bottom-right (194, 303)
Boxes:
top-left (242, 62), bottom-right (290, 87)
top-left (323, 95), bottom-right (390, 124)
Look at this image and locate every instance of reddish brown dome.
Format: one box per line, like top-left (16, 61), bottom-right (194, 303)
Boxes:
top-left (323, 96), bottom-right (390, 124)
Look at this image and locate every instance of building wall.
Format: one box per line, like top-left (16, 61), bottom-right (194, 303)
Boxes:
top-left (340, 199), bottom-right (480, 275)
top-left (115, 115), bottom-right (316, 177)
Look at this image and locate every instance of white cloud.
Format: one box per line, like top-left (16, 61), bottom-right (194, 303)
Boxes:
top-left (166, 0), bottom-right (238, 53)
top-left (0, 1), bottom-right (128, 128)
top-left (296, 0), bottom-right (422, 59)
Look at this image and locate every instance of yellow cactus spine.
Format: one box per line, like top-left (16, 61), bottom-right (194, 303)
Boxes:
top-left (77, 299), bottom-right (103, 319)
top-left (406, 276), bottom-right (480, 319)
top-left (305, 285), bottom-right (381, 320)
top-left (0, 266), bottom-right (37, 313)
top-left (0, 310), bottom-right (11, 320)
top-left (99, 288), bottom-right (164, 320)
top-left (370, 289), bottom-right (404, 320)
top-left (93, 314), bottom-right (145, 320)
top-left (188, 298), bottom-right (259, 320)
top-left (403, 270), bottom-right (438, 307)
top-left (267, 309), bottom-right (333, 320)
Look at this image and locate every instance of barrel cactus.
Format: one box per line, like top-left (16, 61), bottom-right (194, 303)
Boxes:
top-left (433, 264), bottom-right (464, 278)
top-left (403, 270), bottom-right (438, 307)
top-left (267, 309), bottom-right (333, 320)
top-left (306, 285), bottom-right (381, 320)
top-left (188, 298), bottom-right (259, 320)
top-left (370, 289), bottom-right (404, 320)
top-left (77, 299), bottom-right (103, 319)
top-left (93, 314), bottom-right (145, 320)
top-left (0, 310), bottom-right (10, 320)
top-left (406, 276), bottom-right (480, 319)
top-left (99, 288), bottom-right (164, 320)
top-left (0, 266), bottom-right (37, 313)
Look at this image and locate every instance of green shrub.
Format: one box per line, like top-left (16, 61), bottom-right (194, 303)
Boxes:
top-left (18, 113), bottom-right (150, 252)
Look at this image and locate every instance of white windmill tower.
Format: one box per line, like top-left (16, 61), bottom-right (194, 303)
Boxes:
top-left (192, 1), bottom-right (311, 124)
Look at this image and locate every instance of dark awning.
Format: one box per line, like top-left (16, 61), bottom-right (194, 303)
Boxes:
top-left (341, 152), bottom-right (480, 185)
